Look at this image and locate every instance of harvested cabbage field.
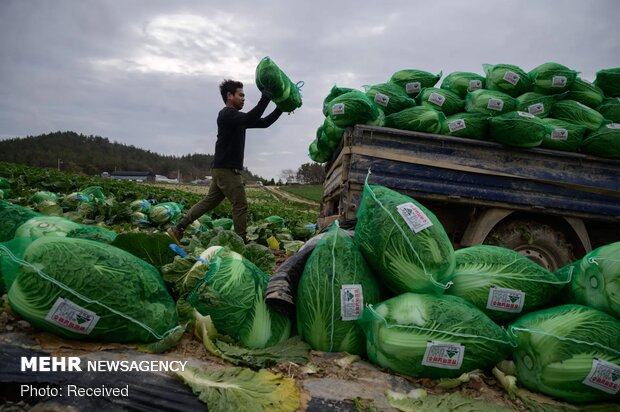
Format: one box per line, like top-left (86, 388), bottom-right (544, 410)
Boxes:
top-left (1, 162), bottom-right (619, 411)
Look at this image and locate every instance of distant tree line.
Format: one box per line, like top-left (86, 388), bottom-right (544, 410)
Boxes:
top-left (0, 131), bottom-right (263, 182)
top-left (274, 162), bottom-right (325, 185)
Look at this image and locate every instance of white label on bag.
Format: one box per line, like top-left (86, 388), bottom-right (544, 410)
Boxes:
top-left (607, 123), bottom-right (620, 129)
top-left (552, 76), bottom-right (568, 88)
top-left (517, 111), bottom-right (536, 119)
top-left (551, 128), bottom-right (569, 140)
top-left (583, 358), bottom-right (620, 394)
top-left (45, 297), bottom-right (99, 334)
top-left (341, 284), bottom-right (363, 320)
top-left (331, 103), bottom-right (345, 115)
top-left (428, 92), bottom-right (446, 106)
top-left (487, 98), bottom-right (504, 111)
top-left (397, 202), bottom-right (433, 233)
top-left (374, 93), bottom-right (390, 107)
top-left (448, 119), bottom-right (467, 132)
top-left (528, 103), bottom-right (545, 115)
top-left (406, 82), bottom-right (421, 94)
top-left (468, 79), bottom-right (482, 91)
top-left (503, 71), bottom-right (521, 85)
top-left (422, 341), bottom-right (464, 370)
top-left (486, 287), bottom-right (525, 313)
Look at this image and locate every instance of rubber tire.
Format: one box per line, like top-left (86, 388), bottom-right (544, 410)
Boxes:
top-left (484, 220), bottom-right (575, 271)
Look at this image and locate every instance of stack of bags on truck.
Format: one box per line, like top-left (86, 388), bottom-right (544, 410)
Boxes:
top-left (310, 64), bottom-right (620, 163)
top-left (294, 182), bottom-right (620, 405)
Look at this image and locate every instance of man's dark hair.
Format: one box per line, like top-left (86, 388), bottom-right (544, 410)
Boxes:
top-left (219, 79), bottom-right (243, 103)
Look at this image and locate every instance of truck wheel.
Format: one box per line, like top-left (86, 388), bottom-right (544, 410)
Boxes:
top-left (484, 220), bottom-right (575, 271)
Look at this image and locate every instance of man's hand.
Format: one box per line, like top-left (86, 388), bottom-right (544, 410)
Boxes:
top-left (261, 89), bottom-right (274, 100)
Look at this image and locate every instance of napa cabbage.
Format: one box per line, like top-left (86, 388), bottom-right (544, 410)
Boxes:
top-left (148, 202), bottom-right (183, 224)
top-left (567, 78), bottom-right (605, 108)
top-left (446, 245), bottom-right (567, 323)
top-left (1, 236), bottom-right (179, 342)
top-left (464, 89), bottom-right (518, 116)
top-left (326, 90), bottom-right (382, 128)
top-left (389, 69), bottom-right (442, 98)
top-left (440, 71), bottom-right (486, 99)
top-left (594, 67), bottom-right (620, 98)
top-left (255, 56), bottom-right (302, 113)
top-left (417, 87), bottom-right (464, 115)
top-left (364, 82), bottom-right (416, 115)
top-left (597, 98), bottom-right (620, 123)
top-left (384, 106), bottom-right (446, 134)
top-left (551, 100), bottom-right (605, 132)
top-left (296, 224), bottom-right (380, 355)
top-left (508, 304), bottom-right (620, 403)
top-left (581, 123), bottom-right (620, 159)
top-left (15, 216), bottom-right (81, 238)
top-left (488, 111), bottom-right (547, 148)
top-left (355, 183), bottom-right (455, 295)
top-left (359, 293), bottom-right (513, 379)
top-left (0, 200), bottom-right (41, 242)
top-left (440, 112), bottom-right (489, 140)
top-left (187, 247), bottom-right (291, 349)
top-left (528, 62), bottom-right (577, 95)
top-left (540, 118), bottom-right (587, 152)
top-left (484, 64), bottom-right (532, 97)
top-left (557, 241), bottom-right (620, 319)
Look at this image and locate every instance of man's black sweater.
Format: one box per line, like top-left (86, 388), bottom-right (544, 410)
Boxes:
top-left (213, 94), bottom-right (282, 170)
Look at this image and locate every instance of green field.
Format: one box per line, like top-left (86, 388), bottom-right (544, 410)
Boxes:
top-left (0, 162), bottom-right (319, 235)
top-left (279, 184), bottom-right (323, 203)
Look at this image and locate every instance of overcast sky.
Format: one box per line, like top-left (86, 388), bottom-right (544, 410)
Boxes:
top-left (1, 0), bottom-right (619, 180)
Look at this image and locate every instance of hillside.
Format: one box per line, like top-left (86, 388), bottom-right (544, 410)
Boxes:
top-left (0, 131), bottom-right (264, 182)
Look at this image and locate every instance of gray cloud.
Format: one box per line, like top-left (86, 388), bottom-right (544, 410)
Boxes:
top-left (1, 0), bottom-right (619, 179)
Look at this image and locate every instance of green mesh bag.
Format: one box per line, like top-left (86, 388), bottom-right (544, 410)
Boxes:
top-left (316, 126), bottom-right (337, 154)
top-left (364, 82), bottom-right (416, 115)
top-left (255, 56), bottom-right (302, 113)
top-left (464, 89), bottom-right (519, 116)
top-left (580, 123), bottom-right (620, 159)
top-left (484, 64), bottom-right (532, 97)
top-left (0, 236), bottom-right (179, 343)
top-left (551, 100), bottom-right (606, 132)
top-left (594, 67), bottom-right (620, 97)
top-left (322, 85), bottom-right (356, 116)
top-left (148, 202), bottom-right (183, 225)
top-left (488, 111), bottom-right (547, 148)
top-left (296, 224), bottom-right (380, 355)
top-left (445, 245), bottom-right (568, 323)
top-left (355, 182), bottom-right (455, 295)
top-left (81, 186), bottom-right (106, 202)
top-left (326, 90), bottom-right (381, 128)
top-left (384, 106), bottom-right (446, 134)
top-left (359, 293), bottom-right (513, 379)
top-left (440, 71), bottom-right (485, 99)
top-left (556, 241), bottom-right (620, 319)
top-left (309, 140), bottom-right (331, 163)
top-left (568, 78), bottom-right (605, 108)
top-left (389, 69), bottom-right (442, 97)
top-left (528, 62), bottom-right (577, 95)
top-left (30, 191), bottom-right (59, 205)
top-left (517, 92), bottom-right (566, 118)
top-left (187, 247), bottom-right (291, 349)
top-left (0, 200), bottom-right (41, 242)
top-left (440, 112), bottom-right (489, 140)
top-left (416, 87), bottom-right (464, 115)
top-left (15, 216), bottom-right (81, 238)
top-left (507, 305), bottom-right (620, 403)
top-left (322, 116), bottom-right (344, 143)
top-left (540, 118), bottom-right (587, 152)
top-left (597, 98), bottom-right (620, 123)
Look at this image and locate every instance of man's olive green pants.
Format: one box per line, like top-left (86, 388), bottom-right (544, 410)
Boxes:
top-left (179, 168), bottom-right (247, 239)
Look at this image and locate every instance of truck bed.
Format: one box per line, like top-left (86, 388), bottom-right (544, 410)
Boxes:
top-left (321, 124), bottom-right (620, 225)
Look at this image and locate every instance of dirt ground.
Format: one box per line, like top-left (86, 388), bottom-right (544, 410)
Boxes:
top-left (2, 298), bottom-right (603, 412)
